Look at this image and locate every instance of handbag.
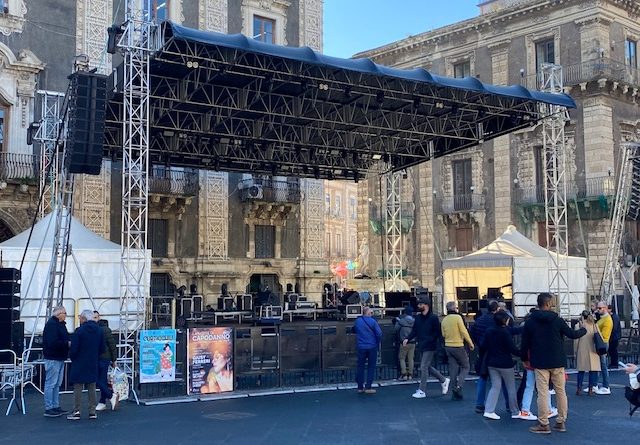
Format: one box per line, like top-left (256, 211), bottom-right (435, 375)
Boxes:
top-left (593, 324), bottom-right (608, 356)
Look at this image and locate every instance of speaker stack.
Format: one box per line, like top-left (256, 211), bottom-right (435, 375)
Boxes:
top-left (65, 71), bottom-right (108, 175)
top-left (0, 268), bottom-right (23, 357)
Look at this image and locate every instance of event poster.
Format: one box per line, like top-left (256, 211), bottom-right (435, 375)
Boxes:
top-left (139, 329), bottom-right (177, 383)
top-left (187, 327), bottom-right (234, 395)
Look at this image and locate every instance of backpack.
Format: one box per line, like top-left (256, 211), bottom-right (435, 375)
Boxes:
top-left (624, 385), bottom-right (640, 417)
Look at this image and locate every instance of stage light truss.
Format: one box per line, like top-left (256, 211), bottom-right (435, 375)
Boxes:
top-left (385, 171), bottom-right (403, 290)
top-left (104, 34), bottom-right (548, 180)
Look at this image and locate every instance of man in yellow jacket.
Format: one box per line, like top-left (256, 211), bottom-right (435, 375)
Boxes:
top-left (594, 302), bottom-right (613, 395)
top-left (441, 301), bottom-right (475, 400)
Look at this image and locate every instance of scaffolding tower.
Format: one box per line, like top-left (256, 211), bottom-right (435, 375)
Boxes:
top-left (385, 171), bottom-right (404, 290)
top-left (540, 63), bottom-right (571, 317)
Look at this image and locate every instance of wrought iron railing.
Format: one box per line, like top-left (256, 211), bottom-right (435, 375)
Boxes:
top-left (149, 166), bottom-right (199, 196)
top-left (521, 58), bottom-right (640, 89)
top-left (239, 177), bottom-right (301, 203)
top-left (0, 152), bottom-right (39, 181)
top-left (434, 193), bottom-right (485, 213)
top-left (514, 175), bottom-right (615, 205)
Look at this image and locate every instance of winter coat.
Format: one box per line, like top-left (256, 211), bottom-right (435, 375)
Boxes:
top-left (69, 320), bottom-right (104, 384)
top-left (573, 321), bottom-right (601, 372)
top-left (470, 312), bottom-right (496, 347)
top-left (394, 314), bottom-right (415, 343)
top-left (98, 319), bottom-right (117, 362)
top-left (42, 316), bottom-right (70, 361)
top-left (353, 316), bottom-right (382, 350)
top-left (611, 313), bottom-right (622, 342)
top-left (405, 311), bottom-right (442, 352)
top-left (520, 309), bottom-right (586, 369)
top-left (481, 326), bottom-right (520, 369)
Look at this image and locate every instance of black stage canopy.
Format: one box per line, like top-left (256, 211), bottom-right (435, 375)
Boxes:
top-left (104, 22), bottom-right (575, 180)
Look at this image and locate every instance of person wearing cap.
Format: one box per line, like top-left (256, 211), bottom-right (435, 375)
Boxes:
top-left (403, 297), bottom-right (450, 399)
top-left (395, 306), bottom-right (416, 380)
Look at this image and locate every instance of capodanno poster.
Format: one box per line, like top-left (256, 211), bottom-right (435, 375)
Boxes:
top-left (139, 329), bottom-right (177, 383)
top-left (187, 327), bottom-right (234, 394)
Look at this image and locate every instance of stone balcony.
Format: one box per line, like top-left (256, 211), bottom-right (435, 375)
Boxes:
top-left (0, 153), bottom-right (39, 182)
top-left (149, 166), bottom-right (199, 196)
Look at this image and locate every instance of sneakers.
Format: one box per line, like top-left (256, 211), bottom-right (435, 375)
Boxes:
top-left (364, 388), bottom-right (376, 394)
top-left (67, 411), bottom-right (81, 421)
top-left (529, 423), bottom-right (551, 434)
top-left (548, 407), bottom-right (558, 418)
top-left (595, 387), bottom-right (611, 395)
top-left (474, 406), bottom-right (485, 414)
top-left (452, 386), bottom-right (463, 400)
top-left (89, 413), bottom-right (97, 420)
top-left (552, 422), bottom-right (566, 432)
top-left (412, 389), bottom-right (426, 399)
top-left (483, 412), bottom-right (500, 420)
top-left (549, 389), bottom-right (556, 395)
top-left (583, 386), bottom-right (598, 393)
top-left (44, 409), bottom-right (61, 418)
top-left (441, 377), bottom-right (450, 395)
top-left (53, 407), bottom-right (68, 415)
top-left (110, 392), bottom-right (120, 410)
top-left (357, 389), bottom-right (364, 394)
top-left (511, 414), bottom-right (523, 419)
top-left (518, 410), bottom-right (538, 421)
top-left (95, 403), bottom-right (107, 412)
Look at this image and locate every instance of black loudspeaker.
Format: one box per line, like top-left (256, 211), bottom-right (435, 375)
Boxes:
top-left (0, 267), bottom-right (20, 310)
top-left (65, 71), bottom-right (107, 175)
top-left (286, 283), bottom-right (293, 293)
top-left (0, 268), bottom-right (20, 281)
top-left (611, 295), bottom-right (624, 315)
top-left (221, 283), bottom-right (228, 296)
top-left (0, 321), bottom-right (24, 357)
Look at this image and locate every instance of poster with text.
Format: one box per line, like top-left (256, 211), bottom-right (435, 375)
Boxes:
top-left (139, 329), bottom-right (177, 383)
top-left (187, 327), bottom-right (234, 395)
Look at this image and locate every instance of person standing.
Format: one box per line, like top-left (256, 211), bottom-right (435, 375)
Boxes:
top-left (574, 310), bottom-right (600, 396)
top-left (403, 298), bottom-right (450, 398)
top-left (441, 301), bottom-right (474, 400)
top-left (470, 300), bottom-right (499, 412)
top-left (481, 311), bottom-right (521, 420)
top-left (353, 306), bottom-right (382, 394)
top-left (521, 293), bottom-right (586, 434)
top-left (594, 302), bottom-right (613, 395)
top-left (93, 311), bottom-right (119, 411)
top-left (42, 306), bottom-right (70, 417)
top-left (394, 306), bottom-right (415, 380)
top-left (67, 309), bottom-right (105, 420)
top-left (607, 304), bottom-right (622, 370)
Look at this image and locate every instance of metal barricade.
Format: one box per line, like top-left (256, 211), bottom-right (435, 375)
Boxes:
top-left (116, 343), bottom-right (140, 405)
top-left (0, 350), bottom-right (20, 415)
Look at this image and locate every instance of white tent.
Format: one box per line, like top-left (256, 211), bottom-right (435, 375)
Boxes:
top-left (442, 225), bottom-right (588, 317)
top-left (0, 212), bottom-right (151, 334)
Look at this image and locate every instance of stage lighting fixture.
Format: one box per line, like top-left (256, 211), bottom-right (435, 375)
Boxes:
top-left (107, 25), bottom-right (123, 54)
top-left (383, 153), bottom-right (390, 163)
top-left (328, 171), bottom-right (334, 180)
top-left (372, 153), bottom-right (382, 160)
top-left (314, 167), bottom-right (320, 180)
top-left (435, 101), bottom-right (444, 109)
top-left (413, 96), bottom-right (421, 108)
top-left (353, 171), bottom-right (359, 183)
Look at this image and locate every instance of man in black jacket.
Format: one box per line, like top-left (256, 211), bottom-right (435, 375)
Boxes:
top-left (403, 298), bottom-right (449, 398)
top-left (521, 293), bottom-right (586, 434)
top-left (470, 300), bottom-right (499, 412)
top-left (93, 311), bottom-right (119, 411)
top-left (42, 305), bottom-right (70, 417)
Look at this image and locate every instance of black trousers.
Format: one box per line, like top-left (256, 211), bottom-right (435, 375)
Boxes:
top-left (608, 338), bottom-right (619, 368)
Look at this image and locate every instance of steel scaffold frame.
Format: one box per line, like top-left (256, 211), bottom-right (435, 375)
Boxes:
top-left (601, 143), bottom-right (640, 302)
top-left (385, 171), bottom-right (403, 290)
top-left (34, 91), bottom-right (65, 218)
top-left (540, 63), bottom-right (571, 318)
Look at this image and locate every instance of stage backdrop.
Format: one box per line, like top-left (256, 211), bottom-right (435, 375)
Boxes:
top-left (187, 327), bottom-right (234, 395)
top-left (139, 329), bottom-right (177, 383)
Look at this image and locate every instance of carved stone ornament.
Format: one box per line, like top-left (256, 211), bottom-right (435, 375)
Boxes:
top-left (0, 0), bottom-right (27, 36)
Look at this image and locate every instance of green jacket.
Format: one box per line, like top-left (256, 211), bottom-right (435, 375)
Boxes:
top-left (98, 319), bottom-right (117, 362)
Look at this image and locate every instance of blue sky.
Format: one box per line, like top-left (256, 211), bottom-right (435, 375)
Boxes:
top-left (323, 0), bottom-right (480, 58)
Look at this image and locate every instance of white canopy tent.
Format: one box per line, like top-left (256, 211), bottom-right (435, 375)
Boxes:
top-left (442, 225), bottom-right (588, 317)
top-left (0, 212), bottom-right (151, 334)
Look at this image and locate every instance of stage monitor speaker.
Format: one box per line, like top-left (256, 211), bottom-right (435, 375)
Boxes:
top-left (0, 268), bottom-right (20, 282)
top-left (237, 294), bottom-right (253, 311)
top-left (65, 71), bottom-right (108, 175)
top-left (0, 321), bottom-right (24, 357)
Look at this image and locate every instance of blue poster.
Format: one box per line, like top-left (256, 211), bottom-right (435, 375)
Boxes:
top-left (139, 329), bottom-right (177, 383)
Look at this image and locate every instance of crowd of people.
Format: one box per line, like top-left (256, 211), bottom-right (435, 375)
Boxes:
top-left (353, 292), bottom-right (636, 434)
top-left (42, 306), bottom-right (119, 420)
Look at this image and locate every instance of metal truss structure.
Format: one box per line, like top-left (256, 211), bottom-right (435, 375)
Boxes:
top-left (117, 2), bottom-right (158, 349)
top-left (104, 23), bottom-right (567, 180)
top-left (539, 64), bottom-right (570, 317)
top-left (601, 143), bottom-right (640, 302)
top-left (34, 91), bottom-right (65, 218)
top-left (385, 171), bottom-right (403, 290)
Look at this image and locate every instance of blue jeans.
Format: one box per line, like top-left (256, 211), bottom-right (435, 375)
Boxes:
top-left (599, 354), bottom-right (609, 388)
top-left (97, 359), bottom-right (113, 403)
top-left (44, 359), bottom-right (65, 410)
top-left (522, 369), bottom-right (553, 412)
top-left (356, 347), bottom-right (377, 390)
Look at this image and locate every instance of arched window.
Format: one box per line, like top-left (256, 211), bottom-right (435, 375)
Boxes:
top-left (0, 219), bottom-right (14, 243)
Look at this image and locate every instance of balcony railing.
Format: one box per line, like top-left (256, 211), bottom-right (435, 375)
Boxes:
top-left (239, 177), bottom-right (300, 203)
top-left (149, 166), bottom-right (199, 196)
top-left (514, 175), bottom-right (615, 205)
top-left (0, 153), bottom-right (39, 181)
top-left (435, 193), bottom-right (485, 214)
top-left (522, 58), bottom-right (640, 89)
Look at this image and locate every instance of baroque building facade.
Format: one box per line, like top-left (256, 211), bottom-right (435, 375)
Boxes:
top-left (0, 0), bottom-right (342, 306)
top-left (356, 0), bottom-right (640, 313)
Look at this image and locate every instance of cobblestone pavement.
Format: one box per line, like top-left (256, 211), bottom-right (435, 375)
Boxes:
top-left (0, 372), bottom-right (635, 445)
